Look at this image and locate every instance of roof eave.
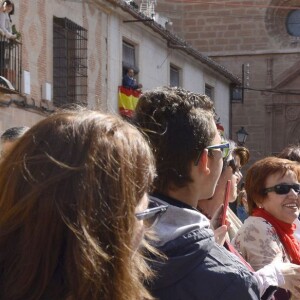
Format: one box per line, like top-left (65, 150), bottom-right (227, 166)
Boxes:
top-left (108, 0), bottom-right (241, 85)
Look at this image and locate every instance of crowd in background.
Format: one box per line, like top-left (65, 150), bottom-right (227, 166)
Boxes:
top-left (0, 86), bottom-right (300, 300)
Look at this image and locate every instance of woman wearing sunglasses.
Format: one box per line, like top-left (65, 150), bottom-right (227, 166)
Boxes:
top-left (0, 109), bottom-right (167, 300)
top-left (278, 144), bottom-right (300, 242)
top-left (233, 157), bottom-right (300, 299)
top-left (199, 149), bottom-right (300, 299)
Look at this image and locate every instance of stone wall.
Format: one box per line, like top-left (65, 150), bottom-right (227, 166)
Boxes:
top-left (156, 0), bottom-right (300, 162)
top-left (157, 0), bottom-right (300, 54)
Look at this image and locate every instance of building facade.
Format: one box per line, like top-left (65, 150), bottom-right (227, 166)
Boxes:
top-left (0, 0), bottom-right (238, 135)
top-left (156, 0), bottom-right (300, 161)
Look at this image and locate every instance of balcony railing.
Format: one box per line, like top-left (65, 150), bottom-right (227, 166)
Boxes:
top-left (0, 33), bottom-right (22, 93)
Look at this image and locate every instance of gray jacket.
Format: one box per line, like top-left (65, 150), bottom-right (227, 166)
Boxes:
top-left (147, 194), bottom-right (260, 300)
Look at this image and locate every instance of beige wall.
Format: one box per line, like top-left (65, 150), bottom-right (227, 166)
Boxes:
top-left (0, 101), bottom-right (44, 133)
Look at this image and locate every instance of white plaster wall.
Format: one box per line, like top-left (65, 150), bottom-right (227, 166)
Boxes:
top-left (182, 64), bottom-right (205, 94)
top-left (139, 36), bottom-right (169, 90)
top-left (7, 0), bottom-right (231, 133)
top-left (214, 80), bottom-right (230, 137)
top-left (106, 14), bottom-right (123, 113)
top-left (107, 12), bottom-right (231, 127)
top-left (108, 16), bottom-right (172, 113)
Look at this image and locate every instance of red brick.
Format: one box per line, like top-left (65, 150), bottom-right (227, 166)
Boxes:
top-left (184, 19), bottom-right (196, 26)
top-left (228, 24), bottom-right (242, 30)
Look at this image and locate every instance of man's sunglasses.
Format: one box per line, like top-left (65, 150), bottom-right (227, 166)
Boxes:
top-left (227, 158), bottom-right (241, 175)
top-left (135, 200), bottom-right (168, 228)
top-left (263, 184), bottom-right (300, 195)
top-left (194, 142), bottom-right (230, 166)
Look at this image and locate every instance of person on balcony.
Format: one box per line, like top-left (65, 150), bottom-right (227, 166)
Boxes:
top-left (122, 68), bottom-right (143, 91)
top-left (0, 1), bottom-right (16, 39)
top-left (0, 1), bottom-right (16, 77)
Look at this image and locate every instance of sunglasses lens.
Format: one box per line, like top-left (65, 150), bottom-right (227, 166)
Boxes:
top-left (144, 213), bottom-right (160, 228)
top-left (275, 185), bottom-right (290, 194)
top-left (294, 185), bottom-right (300, 193)
top-left (222, 148), bottom-right (229, 159)
top-left (206, 143), bottom-right (229, 159)
top-left (275, 184), bottom-right (300, 195)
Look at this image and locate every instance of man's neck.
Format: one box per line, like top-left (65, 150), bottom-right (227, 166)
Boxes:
top-left (197, 197), bottom-right (221, 219)
top-left (197, 187), bottom-right (224, 218)
top-left (165, 185), bottom-right (200, 208)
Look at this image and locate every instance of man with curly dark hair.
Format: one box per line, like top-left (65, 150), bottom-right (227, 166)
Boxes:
top-left (134, 86), bottom-right (260, 300)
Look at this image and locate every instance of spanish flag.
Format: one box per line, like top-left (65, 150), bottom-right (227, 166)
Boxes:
top-left (118, 86), bottom-right (141, 118)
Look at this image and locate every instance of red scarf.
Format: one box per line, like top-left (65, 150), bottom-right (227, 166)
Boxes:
top-left (252, 208), bottom-right (300, 265)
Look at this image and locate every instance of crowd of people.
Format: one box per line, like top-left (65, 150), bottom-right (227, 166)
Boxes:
top-left (0, 86), bottom-right (300, 300)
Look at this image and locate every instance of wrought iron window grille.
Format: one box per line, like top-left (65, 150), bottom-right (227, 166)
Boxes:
top-left (53, 17), bottom-right (88, 107)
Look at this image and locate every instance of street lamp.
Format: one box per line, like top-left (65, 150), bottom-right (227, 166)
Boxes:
top-left (236, 126), bottom-right (249, 146)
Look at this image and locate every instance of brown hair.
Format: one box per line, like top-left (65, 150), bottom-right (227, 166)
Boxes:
top-left (0, 109), bottom-right (155, 300)
top-left (237, 189), bottom-right (247, 207)
top-left (245, 157), bottom-right (300, 215)
top-left (233, 146), bottom-right (250, 167)
top-left (2, 1), bottom-right (14, 18)
top-left (134, 86), bottom-right (215, 193)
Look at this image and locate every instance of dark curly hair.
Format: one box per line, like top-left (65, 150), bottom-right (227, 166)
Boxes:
top-left (134, 86), bottom-right (216, 193)
top-left (278, 144), bottom-right (300, 163)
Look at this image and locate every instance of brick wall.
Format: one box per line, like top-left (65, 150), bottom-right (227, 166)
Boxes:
top-left (154, 0), bottom-right (300, 161)
top-left (156, 0), bottom-right (300, 54)
top-left (1, 0), bottom-right (106, 129)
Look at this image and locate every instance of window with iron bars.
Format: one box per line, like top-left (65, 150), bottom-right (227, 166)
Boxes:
top-left (53, 17), bottom-right (87, 107)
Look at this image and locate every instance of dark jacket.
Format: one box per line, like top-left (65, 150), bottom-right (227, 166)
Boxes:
top-left (148, 194), bottom-right (260, 300)
top-left (122, 74), bottom-right (139, 89)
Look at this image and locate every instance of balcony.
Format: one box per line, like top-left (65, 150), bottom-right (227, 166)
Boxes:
top-left (0, 33), bottom-right (22, 94)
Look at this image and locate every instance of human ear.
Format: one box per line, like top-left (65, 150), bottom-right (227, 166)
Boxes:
top-left (255, 201), bottom-right (263, 209)
top-left (198, 149), bottom-right (210, 175)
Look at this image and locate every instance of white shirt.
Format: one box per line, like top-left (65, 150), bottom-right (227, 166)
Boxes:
top-left (0, 12), bottom-right (13, 38)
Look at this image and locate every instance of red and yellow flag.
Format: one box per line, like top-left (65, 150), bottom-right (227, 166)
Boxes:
top-left (118, 86), bottom-right (141, 118)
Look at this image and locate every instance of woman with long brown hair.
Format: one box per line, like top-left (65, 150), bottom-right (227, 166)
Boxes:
top-left (0, 109), bottom-right (166, 300)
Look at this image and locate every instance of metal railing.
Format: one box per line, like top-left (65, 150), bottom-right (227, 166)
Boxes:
top-left (0, 32), bottom-right (22, 93)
